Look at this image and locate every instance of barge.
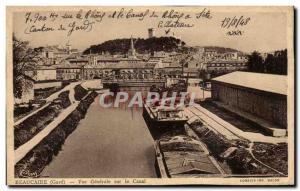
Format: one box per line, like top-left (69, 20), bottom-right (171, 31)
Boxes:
top-left (143, 102), bottom-right (188, 128)
top-left (154, 135), bottom-right (226, 178)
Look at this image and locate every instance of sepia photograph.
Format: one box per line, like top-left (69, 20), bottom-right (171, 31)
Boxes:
top-left (6, 6), bottom-right (294, 186)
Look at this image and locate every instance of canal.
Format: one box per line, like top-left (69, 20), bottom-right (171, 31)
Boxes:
top-left (40, 92), bottom-right (157, 178)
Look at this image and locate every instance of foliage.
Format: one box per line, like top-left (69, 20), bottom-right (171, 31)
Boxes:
top-left (83, 37), bottom-right (185, 55)
top-left (247, 51), bottom-right (264, 73)
top-left (74, 85), bottom-right (88, 101)
top-left (57, 90), bottom-right (71, 108)
top-left (13, 34), bottom-right (39, 98)
top-left (247, 49), bottom-right (287, 75)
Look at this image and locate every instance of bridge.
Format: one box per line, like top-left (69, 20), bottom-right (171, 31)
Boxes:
top-left (102, 78), bottom-right (167, 87)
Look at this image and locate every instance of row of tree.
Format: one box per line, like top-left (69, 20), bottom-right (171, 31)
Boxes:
top-left (247, 49), bottom-right (287, 75)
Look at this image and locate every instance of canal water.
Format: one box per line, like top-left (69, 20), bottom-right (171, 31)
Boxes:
top-left (41, 88), bottom-right (157, 178)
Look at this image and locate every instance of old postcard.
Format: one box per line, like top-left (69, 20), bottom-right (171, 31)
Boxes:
top-left (6, 6), bottom-right (294, 186)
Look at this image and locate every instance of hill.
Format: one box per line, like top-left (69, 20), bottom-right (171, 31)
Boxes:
top-left (83, 37), bottom-right (185, 55)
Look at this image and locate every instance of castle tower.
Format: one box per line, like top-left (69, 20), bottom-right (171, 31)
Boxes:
top-left (148, 28), bottom-right (155, 38)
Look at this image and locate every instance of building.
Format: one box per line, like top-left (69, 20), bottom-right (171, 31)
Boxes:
top-left (152, 51), bottom-right (169, 58)
top-left (211, 71), bottom-right (287, 131)
top-left (56, 60), bottom-right (84, 81)
top-left (204, 60), bottom-right (248, 76)
top-left (84, 56), bottom-right (116, 79)
top-left (194, 46), bottom-right (205, 54)
top-left (67, 57), bottom-right (89, 66)
top-left (183, 68), bottom-right (199, 78)
top-left (88, 60), bottom-right (155, 80)
top-left (154, 59), bottom-right (182, 78)
top-left (204, 49), bottom-right (218, 60)
top-left (39, 43), bottom-right (78, 61)
top-left (34, 65), bottom-right (57, 81)
top-left (187, 55), bottom-right (205, 69)
top-left (200, 47), bottom-right (248, 62)
top-left (84, 56), bottom-right (144, 79)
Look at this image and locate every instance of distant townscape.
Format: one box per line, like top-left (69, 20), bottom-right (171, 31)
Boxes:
top-left (13, 28), bottom-right (287, 105)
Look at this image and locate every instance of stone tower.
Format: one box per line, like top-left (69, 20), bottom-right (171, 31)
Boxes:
top-left (148, 28), bottom-right (155, 38)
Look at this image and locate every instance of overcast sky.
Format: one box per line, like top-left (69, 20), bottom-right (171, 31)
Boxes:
top-left (12, 7), bottom-right (290, 53)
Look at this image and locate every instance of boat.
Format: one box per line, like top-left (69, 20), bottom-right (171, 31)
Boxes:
top-left (154, 135), bottom-right (226, 178)
top-left (143, 101), bottom-right (188, 127)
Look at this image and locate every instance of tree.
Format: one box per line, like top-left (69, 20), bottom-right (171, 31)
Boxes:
top-left (247, 49), bottom-right (287, 75)
top-left (13, 34), bottom-right (38, 99)
top-left (264, 54), bottom-right (276, 74)
top-left (275, 49), bottom-right (287, 75)
top-left (247, 51), bottom-right (264, 73)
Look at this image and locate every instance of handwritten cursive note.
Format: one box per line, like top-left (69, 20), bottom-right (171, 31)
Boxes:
top-left (22, 8), bottom-right (213, 36)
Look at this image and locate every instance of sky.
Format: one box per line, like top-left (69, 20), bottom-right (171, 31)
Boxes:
top-left (12, 7), bottom-right (290, 53)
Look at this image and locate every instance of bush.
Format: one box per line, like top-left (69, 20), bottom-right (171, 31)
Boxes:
top-left (252, 142), bottom-right (288, 175)
top-left (57, 90), bottom-right (71, 108)
top-left (14, 105), bottom-right (34, 119)
top-left (14, 103), bottom-right (63, 149)
top-left (74, 85), bottom-right (88, 101)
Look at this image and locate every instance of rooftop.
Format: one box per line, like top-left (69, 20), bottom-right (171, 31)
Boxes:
top-left (207, 60), bottom-right (247, 63)
top-left (56, 60), bottom-right (85, 69)
top-left (84, 61), bottom-right (155, 69)
top-left (211, 71), bottom-right (287, 95)
top-left (36, 65), bottom-right (58, 70)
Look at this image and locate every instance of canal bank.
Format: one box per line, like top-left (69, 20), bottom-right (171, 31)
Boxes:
top-left (41, 95), bottom-right (156, 178)
top-left (14, 87), bottom-right (98, 178)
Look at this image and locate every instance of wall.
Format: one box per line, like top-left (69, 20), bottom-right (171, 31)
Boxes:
top-left (36, 69), bottom-right (57, 81)
top-left (34, 81), bottom-right (62, 90)
top-left (57, 68), bottom-right (82, 80)
top-left (81, 79), bottom-right (103, 89)
top-left (211, 82), bottom-right (287, 128)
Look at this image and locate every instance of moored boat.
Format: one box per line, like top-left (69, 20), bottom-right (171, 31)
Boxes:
top-left (143, 102), bottom-right (188, 127)
top-left (154, 135), bottom-right (226, 178)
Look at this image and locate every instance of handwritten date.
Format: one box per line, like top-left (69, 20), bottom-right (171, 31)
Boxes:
top-left (221, 16), bottom-right (250, 29)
